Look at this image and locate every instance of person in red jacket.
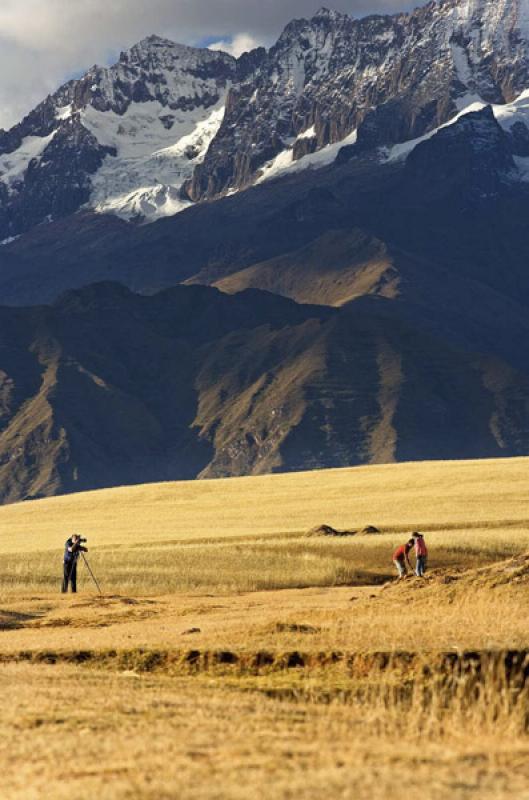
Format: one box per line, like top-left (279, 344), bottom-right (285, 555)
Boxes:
top-left (393, 539), bottom-right (415, 579)
top-left (413, 532), bottom-right (428, 577)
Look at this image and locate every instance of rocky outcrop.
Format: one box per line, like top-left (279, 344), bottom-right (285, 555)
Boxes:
top-left (185, 0), bottom-right (529, 200)
top-left (306, 525), bottom-right (358, 537)
top-left (404, 105), bottom-right (516, 203)
top-left (507, 120), bottom-right (529, 156)
top-left (0, 117), bottom-right (115, 239)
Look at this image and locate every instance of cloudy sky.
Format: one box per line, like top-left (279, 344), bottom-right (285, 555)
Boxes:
top-left (0, 0), bottom-right (426, 130)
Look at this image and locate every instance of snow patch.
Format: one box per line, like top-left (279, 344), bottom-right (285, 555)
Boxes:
top-left (55, 104), bottom-right (73, 121)
top-left (95, 185), bottom-right (191, 222)
top-left (455, 92), bottom-right (485, 111)
top-left (385, 88), bottom-right (529, 184)
top-left (297, 125), bottom-right (316, 139)
top-left (257, 128), bottom-right (357, 184)
top-left (0, 132), bottom-right (56, 190)
top-left (83, 100), bottom-right (227, 222)
top-left (283, 51), bottom-right (306, 95)
top-left (451, 42), bottom-right (473, 86)
top-left (493, 88), bottom-right (529, 130)
top-left (0, 234), bottom-right (20, 246)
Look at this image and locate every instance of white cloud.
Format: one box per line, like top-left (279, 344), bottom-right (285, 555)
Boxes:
top-left (0, 0), bottom-right (423, 130)
top-left (208, 33), bottom-right (262, 59)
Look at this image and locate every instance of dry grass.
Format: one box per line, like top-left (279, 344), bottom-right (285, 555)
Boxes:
top-left (0, 456), bottom-right (527, 555)
top-left (0, 558), bottom-right (528, 654)
top-left (0, 456), bottom-right (528, 595)
top-left (1, 527), bottom-right (529, 596)
top-left (1, 457), bottom-right (529, 799)
top-left (0, 580), bottom-right (527, 799)
top-left (0, 653), bottom-right (528, 800)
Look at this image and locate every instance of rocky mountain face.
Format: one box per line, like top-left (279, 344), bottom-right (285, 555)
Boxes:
top-left (403, 105), bottom-right (517, 203)
top-left (185, 0), bottom-right (529, 200)
top-left (2, 0), bottom-right (529, 238)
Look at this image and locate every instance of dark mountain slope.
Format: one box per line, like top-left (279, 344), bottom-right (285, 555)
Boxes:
top-left (0, 282), bottom-right (529, 503)
top-left (0, 283), bottom-right (330, 503)
top-left (2, 106), bottom-right (528, 383)
top-left (2, 104), bottom-right (528, 312)
top-left (2, 97), bottom-right (529, 307)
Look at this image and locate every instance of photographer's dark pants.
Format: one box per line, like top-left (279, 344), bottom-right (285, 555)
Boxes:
top-left (62, 561), bottom-right (77, 593)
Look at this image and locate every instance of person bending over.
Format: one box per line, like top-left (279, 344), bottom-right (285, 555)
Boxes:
top-left (393, 539), bottom-right (414, 579)
top-left (62, 534), bottom-right (88, 594)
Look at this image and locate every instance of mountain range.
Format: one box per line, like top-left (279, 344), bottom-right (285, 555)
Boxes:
top-left (1, 0), bottom-right (529, 501)
top-left (1, 0), bottom-right (529, 237)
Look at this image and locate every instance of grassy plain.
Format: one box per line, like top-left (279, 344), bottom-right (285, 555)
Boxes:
top-left (0, 456), bottom-right (529, 593)
top-left (0, 457), bottom-right (529, 799)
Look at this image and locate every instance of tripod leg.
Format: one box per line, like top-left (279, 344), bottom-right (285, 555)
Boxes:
top-left (81, 553), bottom-right (102, 595)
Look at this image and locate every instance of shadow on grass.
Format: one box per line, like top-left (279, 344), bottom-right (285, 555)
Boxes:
top-left (343, 571), bottom-right (394, 587)
top-left (0, 609), bottom-right (46, 631)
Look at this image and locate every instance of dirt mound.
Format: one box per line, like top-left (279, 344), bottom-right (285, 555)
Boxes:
top-left (306, 524), bottom-right (356, 537)
top-left (384, 551), bottom-right (529, 596)
top-left (306, 524), bottom-right (381, 537)
top-left (460, 551), bottom-right (529, 589)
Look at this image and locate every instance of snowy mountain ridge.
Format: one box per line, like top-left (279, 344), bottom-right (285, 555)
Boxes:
top-left (1, 0), bottom-right (529, 238)
top-left (0, 36), bottom-right (236, 231)
top-left (187, 0), bottom-right (529, 201)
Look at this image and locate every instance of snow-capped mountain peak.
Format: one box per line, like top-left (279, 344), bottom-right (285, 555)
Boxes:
top-left (1, 0), bottom-right (529, 240)
top-left (0, 36), bottom-right (237, 232)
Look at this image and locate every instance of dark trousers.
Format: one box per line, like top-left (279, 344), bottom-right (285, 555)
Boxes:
top-left (62, 561), bottom-right (77, 593)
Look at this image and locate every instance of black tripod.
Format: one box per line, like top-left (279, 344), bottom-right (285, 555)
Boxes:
top-left (80, 552), bottom-right (102, 595)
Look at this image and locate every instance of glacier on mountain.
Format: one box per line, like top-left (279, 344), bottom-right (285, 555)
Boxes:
top-left (257, 128), bottom-right (358, 184)
top-left (0, 131), bottom-right (57, 192)
top-left (82, 100), bottom-right (227, 221)
top-left (0, 35), bottom-right (235, 229)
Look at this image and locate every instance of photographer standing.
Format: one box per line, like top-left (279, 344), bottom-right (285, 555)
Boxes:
top-left (62, 534), bottom-right (88, 594)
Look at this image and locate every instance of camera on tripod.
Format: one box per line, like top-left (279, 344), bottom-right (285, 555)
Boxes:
top-left (71, 535), bottom-right (88, 552)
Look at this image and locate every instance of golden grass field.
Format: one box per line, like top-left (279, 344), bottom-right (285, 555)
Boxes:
top-left (1, 456), bottom-right (529, 800)
top-left (1, 455), bottom-right (529, 592)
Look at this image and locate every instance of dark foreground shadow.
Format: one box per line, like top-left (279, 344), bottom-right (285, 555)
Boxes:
top-left (0, 609), bottom-right (45, 631)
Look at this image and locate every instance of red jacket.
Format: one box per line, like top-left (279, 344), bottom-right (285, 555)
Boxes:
top-left (393, 543), bottom-right (412, 562)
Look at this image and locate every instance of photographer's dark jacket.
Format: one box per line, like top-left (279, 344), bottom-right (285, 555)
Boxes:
top-left (64, 538), bottom-right (85, 564)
